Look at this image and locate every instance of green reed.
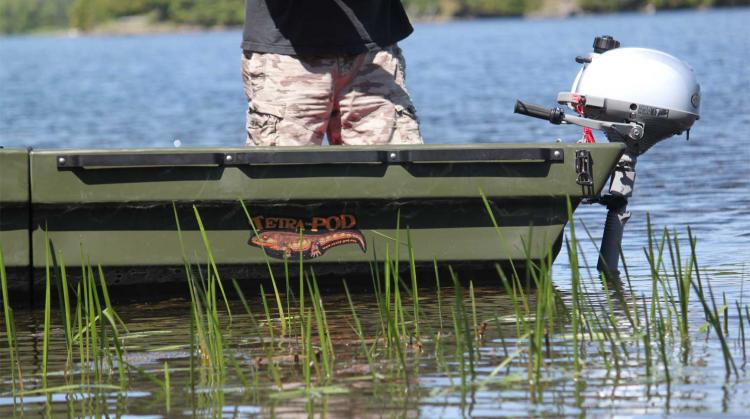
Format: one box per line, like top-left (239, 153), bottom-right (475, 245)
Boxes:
top-left (176, 206), bottom-right (230, 385)
top-left (3, 197), bottom-right (750, 415)
top-left (579, 222), bottom-right (633, 360)
top-left (0, 234), bottom-right (132, 403)
top-left (230, 279), bottom-right (271, 390)
top-left (378, 243), bottom-right (408, 376)
top-left (666, 230), bottom-right (691, 349)
top-left (180, 208), bottom-right (263, 398)
top-left (565, 199), bottom-right (582, 376)
top-left (227, 281), bottom-right (257, 391)
top-left (239, 200), bottom-right (287, 335)
top-left (164, 361), bottom-right (171, 413)
top-left (42, 232), bottom-right (52, 389)
top-left (656, 299), bottom-right (671, 386)
top-left (577, 239), bottom-right (624, 377)
top-left (687, 228), bottom-right (738, 377)
top-left (51, 251), bottom-right (74, 377)
top-left (433, 258), bottom-right (444, 331)
top-left (450, 269), bottom-right (475, 385)
top-left (723, 292), bottom-right (730, 336)
top-left (307, 270), bottom-right (335, 381)
top-left (0, 246), bottom-right (21, 397)
top-left (528, 250), bottom-right (559, 399)
top-left (469, 280), bottom-right (478, 345)
top-left (407, 229), bottom-right (421, 342)
top-left (343, 280), bottom-right (378, 381)
top-left (258, 284), bottom-right (283, 389)
top-left (641, 294), bottom-right (653, 377)
top-left (190, 263), bottom-right (227, 381)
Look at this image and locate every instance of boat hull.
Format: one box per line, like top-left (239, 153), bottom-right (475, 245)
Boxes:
top-left (0, 144), bottom-right (624, 293)
top-left (0, 149), bottom-right (29, 294)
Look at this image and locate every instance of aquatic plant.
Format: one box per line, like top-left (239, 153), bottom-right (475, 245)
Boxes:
top-left (1, 200), bottom-right (749, 416)
top-left (0, 245), bottom-right (21, 400)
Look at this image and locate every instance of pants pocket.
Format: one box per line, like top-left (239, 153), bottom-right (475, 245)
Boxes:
top-left (246, 101), bottom-right (286, 146)
top-left (393, 101), bottom-right (423, 144)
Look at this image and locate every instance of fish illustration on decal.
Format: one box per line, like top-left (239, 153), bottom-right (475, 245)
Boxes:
top-left (249, 230), bottom-right (367, 260)
top-left (247, 214), bottom-right (367, 260)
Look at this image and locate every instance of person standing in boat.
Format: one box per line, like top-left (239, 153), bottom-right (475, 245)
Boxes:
top-left (241, 1), bottom-right (423, 146)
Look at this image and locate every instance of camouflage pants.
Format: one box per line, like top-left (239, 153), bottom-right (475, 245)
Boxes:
top-left (241, 45), bottom-right (423, 146)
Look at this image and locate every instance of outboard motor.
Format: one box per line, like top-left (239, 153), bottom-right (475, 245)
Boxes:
top-left (514, 36), bottom-right (701, 279)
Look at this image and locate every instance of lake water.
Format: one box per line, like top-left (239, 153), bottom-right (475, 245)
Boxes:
top-left (1, 7), bottom-right (750, 417)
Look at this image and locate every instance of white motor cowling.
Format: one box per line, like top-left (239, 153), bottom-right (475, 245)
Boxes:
top-left (558, 38), bottom-right (701, 155)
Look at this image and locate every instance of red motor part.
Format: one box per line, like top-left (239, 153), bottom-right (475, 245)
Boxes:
top-left (574, 102), bottom-right (596, 143)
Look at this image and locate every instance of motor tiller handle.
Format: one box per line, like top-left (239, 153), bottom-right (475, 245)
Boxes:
top-left (514, 100), bottom-right (565, 125)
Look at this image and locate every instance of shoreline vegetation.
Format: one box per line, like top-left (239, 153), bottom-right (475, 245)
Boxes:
top-left (1, 0), bottom-right (748, 36)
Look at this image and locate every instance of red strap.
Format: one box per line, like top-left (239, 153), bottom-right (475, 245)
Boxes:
top-left (576, 104), bottom-right (596, 143)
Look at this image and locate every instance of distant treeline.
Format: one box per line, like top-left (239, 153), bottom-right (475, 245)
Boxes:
top-left (403, 0), bottom-right (543, 16)
top-left (0, 0), bottom-right (244, 33)
top-left (576, 0), bottom-right (748, 12)
top-left (1, 0), bottom-right (748, 34)
top-left (411, 0), bottom-right (750, 15)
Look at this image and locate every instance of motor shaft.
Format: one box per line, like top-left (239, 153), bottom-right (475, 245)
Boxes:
top-left (598, 152), bottom-right (636, 280)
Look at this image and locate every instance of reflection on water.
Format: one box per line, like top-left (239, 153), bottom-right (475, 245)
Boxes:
top-left (1, 7), bottom-right (749, 417)
top-left (3, 260), bottom-right (750, 417)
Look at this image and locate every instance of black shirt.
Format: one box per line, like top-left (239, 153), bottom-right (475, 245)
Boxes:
top-left (242, 0), bottom-right (414, 55)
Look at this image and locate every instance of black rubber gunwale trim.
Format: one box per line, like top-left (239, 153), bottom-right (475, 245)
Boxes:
top-left (56, 148), bottom-right (564, 169)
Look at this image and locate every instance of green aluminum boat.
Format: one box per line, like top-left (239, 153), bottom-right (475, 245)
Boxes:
top-left (0, 143), bottom-right (624, 294)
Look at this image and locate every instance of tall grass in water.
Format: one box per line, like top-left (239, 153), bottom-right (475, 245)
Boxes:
top-left (240, 201), bottom-right (286, 335)
top-left (0, 240), bottom-right (132, 411)
top-left (174, 205), bottom-right (250, 388)
top-left (0, 246), bottom-right (22, 399)
top-left (565, 210), bottom-right (743, 389)
top-left (449, 269), bottom-right (475, 395)
top-left (686, 228), bottom-right (738, 377)
top-left (2, 200), bottom-right (748, 414)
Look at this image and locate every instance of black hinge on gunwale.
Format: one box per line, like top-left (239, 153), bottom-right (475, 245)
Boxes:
top-left (56, 148), bottom-right (564, 169)
top-left (575, 150), bottom-right (594, 187)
